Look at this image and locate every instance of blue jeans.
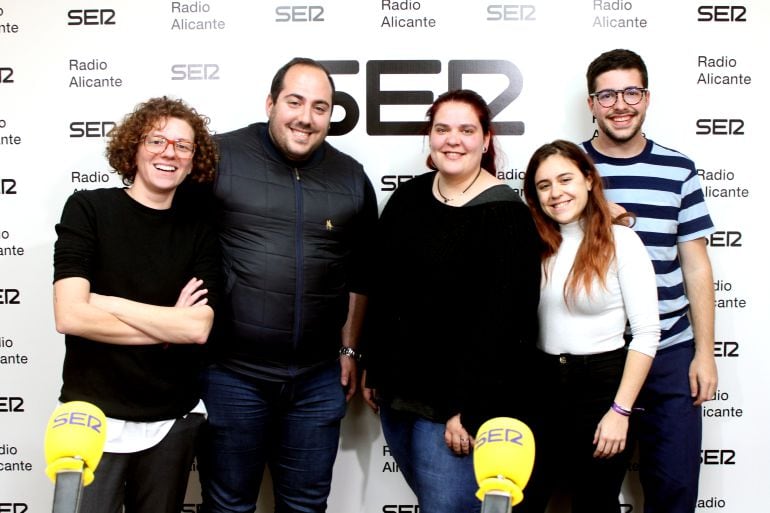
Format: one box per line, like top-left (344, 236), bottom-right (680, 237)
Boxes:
top-left (199, 362), bottom-right (347, 513)
top-left (379, 405), bottom-right (480, 513)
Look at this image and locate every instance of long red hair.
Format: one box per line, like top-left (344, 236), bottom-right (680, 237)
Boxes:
top-left (523, 140), bottom-right (629, 300)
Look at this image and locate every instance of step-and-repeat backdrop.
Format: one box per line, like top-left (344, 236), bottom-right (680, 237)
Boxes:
top-left (1, 1), bottom-right (767, 511)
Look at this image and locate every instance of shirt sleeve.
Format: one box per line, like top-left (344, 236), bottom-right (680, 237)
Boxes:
top-left (616, 226), bottom-right (660, 357)
top-left (677, 168), bottom-right (715, 242)
top-left (191, 216), bottom-right (221, 311)
top-left (53, 192), bottom-right (97, 283)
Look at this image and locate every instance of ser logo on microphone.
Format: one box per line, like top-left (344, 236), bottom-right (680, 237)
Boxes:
top-left (475, 426), bottom-right (524, 449)
top-left (51, 410), bottom-right (104, 434)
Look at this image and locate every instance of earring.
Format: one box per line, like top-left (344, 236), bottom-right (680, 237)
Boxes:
top-left (482, 146), bottom-right (488, 153)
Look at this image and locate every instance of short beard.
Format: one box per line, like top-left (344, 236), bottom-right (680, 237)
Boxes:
top-left (604, 125), bottom-right (641, 144)
top-left (597, 114), bottom-right (644, 144)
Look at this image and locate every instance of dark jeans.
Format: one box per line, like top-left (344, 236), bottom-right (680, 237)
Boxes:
top-left (199, 362), bottom-right (346, 513)
top-left (525, 347), bottom-right (632, 513)
top-left (80, 413), bottom-right (205, 513)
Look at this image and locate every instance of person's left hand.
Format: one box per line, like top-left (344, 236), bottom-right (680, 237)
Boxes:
top-left (174, 277), bottom-right (208, 307)
top-left (340, 356), bottom-right (358, 402)
top-left (689, 351), bottom-right (718, 405)
top-left (444, 414), bottom-right (473, 456)
top-left (593, 409), bottom-right (629, 458)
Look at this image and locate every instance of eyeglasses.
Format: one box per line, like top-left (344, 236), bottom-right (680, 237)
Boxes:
top-left (590, 87), bottom-right (648, 108)
top-left (142, 135), bottom-right (195, 158)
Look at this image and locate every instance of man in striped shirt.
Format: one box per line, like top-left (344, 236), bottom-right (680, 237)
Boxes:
top-left (581, 49), bottom-right (718, 513)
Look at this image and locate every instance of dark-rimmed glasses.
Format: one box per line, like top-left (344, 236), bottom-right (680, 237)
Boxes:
top-left (143, 135), bottom-right (195, 158)
top-left (590, 87), bottom-right (648, 108)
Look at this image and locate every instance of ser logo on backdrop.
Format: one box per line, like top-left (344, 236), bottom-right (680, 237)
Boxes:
top-left (320, 59), bottom-right (524, 137)
top-left (0, 289), bottom-right (20, 305)
top-left (275, 5), bottom-right (325, 22)
top-left (706, 230), bottom-right (742, 247)
top-left (383, 506), bottom-right (420, 513)
top-left (0, 67), bottom-right (13, 84)
top-left (696, 5), bottom-right (747, 22)
top-left (67, 9), bottom-right (116, 25)
top-left (714, 341), bottom-right (740, 357)
top-left (695, 118), bottom-right (744, 135)
top-left (0, 179), bottom-right (17, 194)
top-left (486, 4), bottom-right (536, 21)
top-left (171, 64), bottom-right (220, 80)
top-left (701, 449), bottom-right (736, 465)
top-left (69, 121), bottom-right (116, 138)
top-left (0, 396), bottom-right (24, 412)
top-left (0, 504), bottom-right (29, 513)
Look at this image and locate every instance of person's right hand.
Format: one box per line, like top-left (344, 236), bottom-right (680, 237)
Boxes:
top-left (608, 202), bottom-right (634, 226)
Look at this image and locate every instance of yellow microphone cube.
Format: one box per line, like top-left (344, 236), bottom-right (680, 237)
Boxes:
top-left (44, 401), bottom-right (107, 486)
top-left (473, 417), bottom-right (536, 506)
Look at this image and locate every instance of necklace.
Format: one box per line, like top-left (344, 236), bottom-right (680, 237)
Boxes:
top-left (436, 167), bottom-right (483, 203)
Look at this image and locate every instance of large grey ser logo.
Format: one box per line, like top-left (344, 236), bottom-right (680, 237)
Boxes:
top-left (320, 60), bottom-right (525, 136)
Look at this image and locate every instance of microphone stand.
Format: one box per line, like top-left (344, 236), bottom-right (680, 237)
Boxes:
top-left (51, 467), bottom-right (84, 513)
top-left (480, 490), bottom-right (512, 513)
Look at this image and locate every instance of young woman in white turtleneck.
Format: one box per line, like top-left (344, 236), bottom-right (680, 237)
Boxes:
top-left (521, 140), bottom-right (660, 513)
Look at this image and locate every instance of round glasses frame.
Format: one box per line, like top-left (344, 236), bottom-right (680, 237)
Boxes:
top-left (590, 87), bottom-right (648, 108)
top-left (142, 135), bottom-right (196, 158)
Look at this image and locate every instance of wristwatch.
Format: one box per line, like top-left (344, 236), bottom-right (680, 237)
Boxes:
top-left (339, 346), bottom-right (358, 360)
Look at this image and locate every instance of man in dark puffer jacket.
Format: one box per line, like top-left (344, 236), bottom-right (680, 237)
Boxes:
top-left (199, 58), bottom-right (377, 513)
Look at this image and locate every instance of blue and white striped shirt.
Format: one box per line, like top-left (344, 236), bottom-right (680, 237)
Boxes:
top-left (583, 139), bottom-right (715, 350)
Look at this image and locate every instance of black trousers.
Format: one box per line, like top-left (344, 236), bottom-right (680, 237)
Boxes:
top-left (520, 347), bottom-right (633, 513)
top-left (79, 413), bottom-right (205, 513)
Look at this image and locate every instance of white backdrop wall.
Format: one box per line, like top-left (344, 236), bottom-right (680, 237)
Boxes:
top-left (0, 1), bottom-right (767, 512)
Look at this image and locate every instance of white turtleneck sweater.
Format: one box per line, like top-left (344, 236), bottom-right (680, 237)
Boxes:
top-left (538, 221), bottom-right (660, 357)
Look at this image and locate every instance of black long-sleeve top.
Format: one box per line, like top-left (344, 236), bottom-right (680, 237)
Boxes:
top-left (53, 187), bottom-right (220, 421)
top-left (365, 171), bottom-right (542, 434)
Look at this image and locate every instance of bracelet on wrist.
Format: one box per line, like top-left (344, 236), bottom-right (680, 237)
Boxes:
top-left (611, 401), bottom-right (632, 417)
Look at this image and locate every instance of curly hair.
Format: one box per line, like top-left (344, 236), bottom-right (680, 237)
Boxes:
top-left (106, 96), bottom-right (218, 185)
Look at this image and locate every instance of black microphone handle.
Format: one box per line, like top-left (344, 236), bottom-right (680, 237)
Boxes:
top-left (52, 471), bottom-right (84, 513)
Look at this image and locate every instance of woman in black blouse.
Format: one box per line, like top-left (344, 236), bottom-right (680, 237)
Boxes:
top-left (363, 89), bottom-right (542, 513)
